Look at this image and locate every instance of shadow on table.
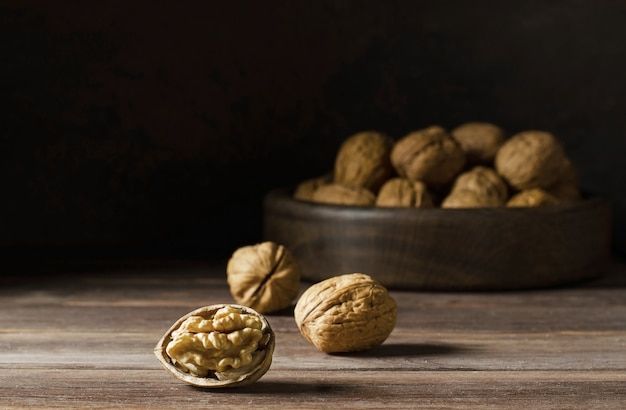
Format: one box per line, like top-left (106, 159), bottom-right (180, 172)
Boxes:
top-left (196, 380), bottom-right (360, 395)
top-left (330, 342), bottom-right (477, 358)
top-left (193, 342), bottom-right (478, 394)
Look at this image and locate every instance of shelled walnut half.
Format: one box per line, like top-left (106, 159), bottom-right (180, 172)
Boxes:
top-left (154, 304), bottom-right (275, 388)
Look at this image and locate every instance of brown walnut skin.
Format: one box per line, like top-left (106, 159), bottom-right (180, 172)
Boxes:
top-left (311, 183), bottom-right (376, 206)
top-left (447, 166), bottom-right (509, 206)
top-left (227, 241), bottom-right (301, 314)
top-left (333, 131), bottom-right (395, 193)
top-left (375, 177), bottom-right (434, 208)
top-left (495, 130), bottom-right (568, 191)
top-left (451, 122), bottom-right (506, 166)
top-left (391, 125), bottom-right (466, 187)
top-left (545, 156), bottom-right (582, 202)
top-left (293, 173), bottom-right (333, 201)
top-left (507, 188), bottom-right (561, 207)
top-left (548, 180), bottom-right (581, 203)
top-left (294, 273), bottom-right (397, 353)
top-left (441, 189), bottom-right (502, 208)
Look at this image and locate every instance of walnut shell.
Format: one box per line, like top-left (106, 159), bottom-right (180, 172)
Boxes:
top-left (548, 181), bottom-right (582, 203)
top-left (311, 183), bottom-right (376, 206)
top-left (448, 166), bottom-right (509, 205)
top-left (333, 131), bottom-right (395, 193)
top-left (293, 173), bottom-right (333, 201)
top-left (507, 188), bottom-right (560, 207)
top-left (495, 130), bottom-right (568, 190)
top-left (545, 157), bottom-right (582, 202)
top-left (375, 177), bottom-right (434, 208)
top-left (227, 241), bottom-right (301, 314)
top-left (441, 189), bottom-right (503, 208)
top-left (154, 304), bottom-right (275, 388)
top-left (294, 273), bottom-right (397, 353)
top-left (391, 125), bottom-right (466, 186)
top-left (451, 122), bottom-right (506, 165)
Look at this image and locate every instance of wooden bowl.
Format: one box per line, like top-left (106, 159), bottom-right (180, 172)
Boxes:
top-left (262, 189), bottom-right (612, 291)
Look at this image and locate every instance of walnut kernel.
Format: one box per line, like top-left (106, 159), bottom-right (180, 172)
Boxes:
top-left (154, 304), bottom-right (275, 388)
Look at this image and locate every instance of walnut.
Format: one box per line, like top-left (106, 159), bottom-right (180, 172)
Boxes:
top-left (390, 125), bottom-right (466, 186)
top-left (293, 173), bottom-right (332, 201)
top-left (495, 130), bottom-right (568, 190)
top-left (311, 183), bottom-right (376, 206)
top-left (441, 189), bottom-right (502, 208)
top-left (375, 177), bottom-right (434, 208)
top-left (333, 131), bottom-right (395, 193)
top-left (451, 121), bottom-right (506, 165)
top-left (545, 157), bottom-right (582, 202)
top-left (548, 181), bottom-right (581, 203)
top-left (294, 273), bottom-right (397, 353)
top-left (154, 304), bottom-right (275, 388)
top-left (226, 241), bottom-right (301, 314)
top-left (507, 188), bottom-right (560, 207)
top-left (445, 166), bottom-right (509, 206)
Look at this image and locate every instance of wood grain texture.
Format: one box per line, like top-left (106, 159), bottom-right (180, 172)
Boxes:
top-left (263, 189), bottom-right (612, 290)
top-left (1, 260), bottom-right (625, 409)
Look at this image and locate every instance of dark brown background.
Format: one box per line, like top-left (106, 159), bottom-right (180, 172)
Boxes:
top-left (2, 1), bottom-right (625, 263)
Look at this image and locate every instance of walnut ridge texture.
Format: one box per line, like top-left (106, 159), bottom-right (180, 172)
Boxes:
top-left (227, 241), bottom-right (301, 314)
top-left (294, 273), bottom-right (397, 353)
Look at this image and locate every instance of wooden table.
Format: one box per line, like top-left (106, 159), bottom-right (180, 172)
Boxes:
top-left (1, 258), bottom-right (625, 409)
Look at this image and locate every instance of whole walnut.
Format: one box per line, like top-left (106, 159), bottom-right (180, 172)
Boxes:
top-left (548, 180), bottom-right (581, 203)
top-left (293, 173), bottom-right (333, 201)
top-left (447, 166), bottom-right (509, 206)
top-left (311, 183), bottom-right (376, 206)
top-left (333, 131), bottom-right (395, 193)
top-left (495, 130), bottom-right (568, 190)
top-left (294, 273), bottom-right (397, 353)
top-left (451, 121), bottom-right (506, 165)
top-left (545, 157), bottom-right (582, 202)
top-left (441, 189), bottom-right (503, 208)
top-left (507, 188), bottom-right (560, 207)
top-left (391, 125), bottom-right (466, 186)
top-left (226, 241), bottom-right (301, 314)
top-left (375, 177), bottom-right (434, 208)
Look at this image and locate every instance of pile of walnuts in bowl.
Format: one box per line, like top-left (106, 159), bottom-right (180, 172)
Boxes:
top-left (294, 122), bottom-right (582, 208)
